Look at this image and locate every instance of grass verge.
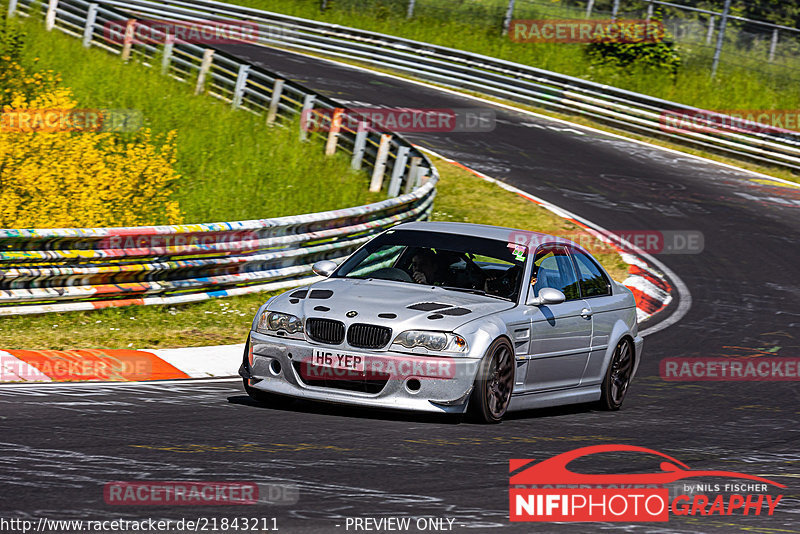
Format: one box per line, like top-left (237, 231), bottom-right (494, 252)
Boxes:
top-left (0, 155), bottom-right (629, 350)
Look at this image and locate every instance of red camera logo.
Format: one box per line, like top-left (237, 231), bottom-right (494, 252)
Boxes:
top-left (510, 445), bottom-right (785, 522)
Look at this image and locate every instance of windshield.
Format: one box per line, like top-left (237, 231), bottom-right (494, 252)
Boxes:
top-left (333, 229), bottom-right (526, 301)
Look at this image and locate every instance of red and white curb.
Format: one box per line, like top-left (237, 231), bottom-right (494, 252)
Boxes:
top-left (0, 345), bottom-right (244, 383)
top-left (619, 253), bottom-right (672, 323)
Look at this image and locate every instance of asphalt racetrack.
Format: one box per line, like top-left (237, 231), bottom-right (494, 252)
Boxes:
top-left (2, 44), bottom-right (799, 533)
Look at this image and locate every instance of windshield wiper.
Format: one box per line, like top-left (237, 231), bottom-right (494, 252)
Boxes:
top-left (438, 286), bottom-right (512, 301)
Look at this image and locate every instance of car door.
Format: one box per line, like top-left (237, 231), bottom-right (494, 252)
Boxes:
top-left (523, 244), bottom-right (593, 392)
top-left (568, 246), bottom-right (627, 387)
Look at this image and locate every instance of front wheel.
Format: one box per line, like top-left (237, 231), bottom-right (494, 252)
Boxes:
top-left (468, 338), bottom-right (515, 423)
top-left (599, 337), bottom-right (634, 411)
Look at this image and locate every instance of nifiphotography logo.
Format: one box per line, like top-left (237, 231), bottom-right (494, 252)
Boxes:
top-left (509, 445), bottom-right (785, 522)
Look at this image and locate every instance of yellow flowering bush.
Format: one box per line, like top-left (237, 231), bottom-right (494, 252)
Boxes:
top-left (0, 61), bottom-right (183, 229)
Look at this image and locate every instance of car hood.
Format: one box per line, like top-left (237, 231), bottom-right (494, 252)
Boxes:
top-left (271, 277), bottom-right (515, 333)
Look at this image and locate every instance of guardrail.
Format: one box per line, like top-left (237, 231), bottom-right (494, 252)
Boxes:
top-left (2, 0), bottom-right (438, 316)
top-left (31, 0), bottom-right (799, 173)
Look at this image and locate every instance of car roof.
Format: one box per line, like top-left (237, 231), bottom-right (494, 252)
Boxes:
top-left (394, 221), bottom-right (558, 243)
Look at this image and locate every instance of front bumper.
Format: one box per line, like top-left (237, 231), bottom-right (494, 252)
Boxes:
top-left (240, 331), bottom-right (481, 414)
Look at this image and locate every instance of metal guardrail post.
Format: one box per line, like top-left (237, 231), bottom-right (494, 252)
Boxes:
top-left (266, 78), bottom-right (285, 124)
top-left (611, 0), bottom-right (620, 21)
top-left (769, 29), bottom-right (778, 62)
top-left (195, 48), bottom-right (215, 95)
top-left (585, 0), bottom-right (594, 19)
top-left (501, 0), bottom-right (516, 35)
top-left (45, 0), bottom-right (59, 31)
top-left (300, 94), bottom-right (316, 141)
top-left (645, 1), bottom-right (654, 22)
top-left (7, 0), bottom-right (19, 18)
top-left (82, 3), bottom-right (98, 48)
top-left (351, 121), bottom-right (368, 170)
top-left (325, 108), bottom-right (343, 156)
top-left (406, 0), bottom-right (415, 19)
top-left (161, 41), bottom-right (174, 74)
top-left (369, 134), bottom-right (393, 192)
top-left (387, 146), bottom-right (410, 198)
top-left (121, 19), bottom-right (136, 61)
top-left (705, 15), bottom-right (715, 45)
top-left (232, 64), bottom-right (250, 109)
top-left (415, 167), bottom-right (430, 189)
top-left (710, 0), bottom-right (731, 78)
top-left (404, 157), bottom-right (421, 194)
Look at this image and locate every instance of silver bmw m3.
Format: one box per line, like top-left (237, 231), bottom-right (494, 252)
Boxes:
top-left (240, 221), bottom-right (643, 423)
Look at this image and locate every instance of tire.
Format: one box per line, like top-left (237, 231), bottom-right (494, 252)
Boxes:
top-left (468, 338), bottom-right (515, 423)
top-left (599, 337), bottom-right (634, 411)
top-left (242, 378), bottom-right (276, 404)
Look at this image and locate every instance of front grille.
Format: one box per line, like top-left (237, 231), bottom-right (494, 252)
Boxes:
top-left (292, 361), bottom-right (389, 394)
top-left (347, 323), bottom-right (392, 349)
top-left (306, 318), bottom-right (345, 345)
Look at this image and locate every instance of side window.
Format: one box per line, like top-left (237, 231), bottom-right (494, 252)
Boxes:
top-left (531, 246), bottom-right (580, 301)
top-left (571, 249), bottom-right (611, 298)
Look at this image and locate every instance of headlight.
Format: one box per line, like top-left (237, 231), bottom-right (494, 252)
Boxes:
top-left (392, 331), bottom-right (469, 353)
top-left (257, 311), bottom-right (303, 336)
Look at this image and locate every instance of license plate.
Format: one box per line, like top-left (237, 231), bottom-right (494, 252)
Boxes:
top-left (311, 349), bottom-right (366, 373)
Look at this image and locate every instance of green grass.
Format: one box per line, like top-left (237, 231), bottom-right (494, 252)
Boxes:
top-left (17, 16), bottom-right (381, 223)
top-left (229, 0), bottom-right (800, 112)
top-left (0, 155), bottom-right (629, 350)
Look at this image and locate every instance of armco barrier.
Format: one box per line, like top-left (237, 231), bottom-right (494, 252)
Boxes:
top-left (2, 0), bottom-right (438, 316)
top-left (32, 0), bottom-right (799, 172)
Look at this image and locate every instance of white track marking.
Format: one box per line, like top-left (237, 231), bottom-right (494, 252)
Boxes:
top-left (0, 376), bottom-right (241, 389)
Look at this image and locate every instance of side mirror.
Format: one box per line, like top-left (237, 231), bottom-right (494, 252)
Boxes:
top-left (527, 287), bottom-right (566, 306)
top-left (312, 260), bottom-right (337, 277)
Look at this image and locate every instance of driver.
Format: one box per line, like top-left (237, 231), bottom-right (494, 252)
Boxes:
top-left (409, 249), bottom-right (443, 285)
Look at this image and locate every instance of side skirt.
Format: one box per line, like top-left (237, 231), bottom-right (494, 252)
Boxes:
top-left (507, 386), bottom-right (601, 412)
